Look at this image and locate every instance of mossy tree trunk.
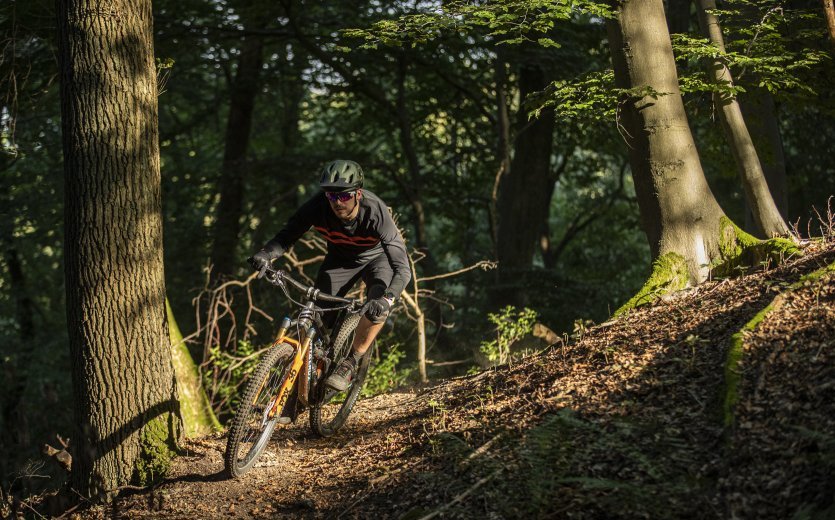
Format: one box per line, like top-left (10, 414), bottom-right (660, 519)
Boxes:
top-left (607, 0), bottom-right (729, 284)
top-left (696, 0), bottom-right (790, 238)
top-left (166, 299), bottom-right (221, 436)
top-left (58, 0), bottom-right (182, 500)
top-left (494, 55), bottom-right (555, 308)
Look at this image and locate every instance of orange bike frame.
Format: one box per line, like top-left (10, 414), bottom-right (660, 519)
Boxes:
top-left (265, 328), bottom-right (313, 419)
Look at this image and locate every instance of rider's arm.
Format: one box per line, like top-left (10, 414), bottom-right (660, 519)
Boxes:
top-left (378, 208), bottom-right (412, 298)
top-left (260, 194), bottom-right (322, 257)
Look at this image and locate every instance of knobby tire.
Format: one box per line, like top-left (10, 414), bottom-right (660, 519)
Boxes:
top-left (225, 343), bottom-right (294, 478)
top-left (310, 313), bottom-right (370, 437)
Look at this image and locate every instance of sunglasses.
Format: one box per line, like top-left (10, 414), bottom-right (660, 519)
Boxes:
top-left (325, 191), bottom-right (356, 202)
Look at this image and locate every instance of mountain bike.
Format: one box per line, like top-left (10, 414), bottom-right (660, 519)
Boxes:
top-left (224, 265), bottom-right (372, 478)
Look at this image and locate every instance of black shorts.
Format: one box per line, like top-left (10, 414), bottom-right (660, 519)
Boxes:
top-left (315, 253), bottom-right (394, 324)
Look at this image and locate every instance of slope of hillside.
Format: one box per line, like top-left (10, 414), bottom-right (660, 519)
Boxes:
top-left (60, 241), bottom-right (835, 519)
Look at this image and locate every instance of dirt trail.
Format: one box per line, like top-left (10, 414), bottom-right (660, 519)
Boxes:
top-left (71, 242), bottom-right (835, 519)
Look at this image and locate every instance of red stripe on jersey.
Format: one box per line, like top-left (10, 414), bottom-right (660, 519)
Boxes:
top-left (314, 226), bottom-right (380, 246)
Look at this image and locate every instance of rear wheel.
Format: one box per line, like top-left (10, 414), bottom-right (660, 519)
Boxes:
top-left (310, 313), bottom-right (370, 437)
top-left (225, 343), bottom-right (295, 478)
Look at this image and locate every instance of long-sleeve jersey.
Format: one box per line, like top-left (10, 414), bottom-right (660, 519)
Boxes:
top-left (265, 190), bottom-right (412, 297)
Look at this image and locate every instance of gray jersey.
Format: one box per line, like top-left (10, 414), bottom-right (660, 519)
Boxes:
top-left (266, 190), bottom-right (411, 297)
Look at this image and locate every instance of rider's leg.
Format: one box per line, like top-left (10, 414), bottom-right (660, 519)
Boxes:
top-left (350, 317), bottom-right (385, 356)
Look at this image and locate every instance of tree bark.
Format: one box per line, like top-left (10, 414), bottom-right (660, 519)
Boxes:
top-left (210, 33), bottom-right (265, 282)
top-left (57, 0), bottom-right (182, 500)
top-left (823, 0), bottom-right (835, 46)
top-left (607, 0), bottom-right (728, 283)
top-left (696, 0), bottom-right (789, 238)
top-left (494, 59), bottom-right (555, 307)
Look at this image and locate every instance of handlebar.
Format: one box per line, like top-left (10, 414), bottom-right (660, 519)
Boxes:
top-left (259, 264), bottom-right (360, 308)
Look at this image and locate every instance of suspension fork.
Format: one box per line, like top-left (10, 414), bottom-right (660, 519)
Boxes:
top-left (267, 304), bottom-right (317, 418)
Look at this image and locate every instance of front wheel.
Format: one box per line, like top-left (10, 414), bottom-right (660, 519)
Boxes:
top-left (310, 313), bottom-right (370, 437)
top-left (225, 343), bottom-right (295, 478)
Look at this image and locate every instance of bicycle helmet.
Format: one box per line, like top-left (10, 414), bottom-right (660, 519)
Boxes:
top-left (319, 160), bottom-right (364, 192)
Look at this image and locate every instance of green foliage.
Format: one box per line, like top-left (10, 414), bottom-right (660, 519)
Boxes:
top-left (362, 343), bottom-right (414, 398)
top-left (344, 0), bottom-right (613, 49)
top-left (479, 306), bottom-right (538, 365)
top-left (534, 73), bottom-right (670, 121)
top-left (205, 340), bottom-right (262, 420)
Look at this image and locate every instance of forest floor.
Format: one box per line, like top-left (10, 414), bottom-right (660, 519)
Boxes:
top-left (40, 240), bottom-right (835, 519)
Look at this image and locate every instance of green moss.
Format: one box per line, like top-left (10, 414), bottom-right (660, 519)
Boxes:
top-left (713, 217), bottom-right (801, 277)
top-left (722, 261), bottom-right (834, 429)
top-left (797, 260), bottom-right (835, 284)
top-left (722, 303), bottom-right (773, 428)
top-left (133, 414), bottom-right (178, 486)
top-left (614, 253), bottom-right (688, 316)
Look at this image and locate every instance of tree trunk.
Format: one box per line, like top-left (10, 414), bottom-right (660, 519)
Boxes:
top-left (57, 0), bottom-right (182, 500)
top-left (494, 60), bottom-right (555, 307)
top-left (210, 33), bottom-right (265, 282)
top-left (823, 0), bottom-right (835, 46)
top-left (665, 0), bottom-right (693, 34)
top-left (739, 88), bottom-right (788, 230)
top-left (490, 53), bottom-right (511, 260)
top-left (696, 0), bottom-right (789, 238)
top-left (395, 56), bottom-right (432, 265)
top-left (607, 0), bottom-right (728, 283)
top-left (0, 234), bottom-right (36, 483)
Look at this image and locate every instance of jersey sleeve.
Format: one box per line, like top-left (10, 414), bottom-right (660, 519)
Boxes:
top-left (262, 194), bottom-right (320, 256)
top-left (377, 205), bottom-right (412, 297)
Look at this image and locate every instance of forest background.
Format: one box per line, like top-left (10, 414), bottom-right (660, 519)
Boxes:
top-left (1, 0), bottom-right (834, 495)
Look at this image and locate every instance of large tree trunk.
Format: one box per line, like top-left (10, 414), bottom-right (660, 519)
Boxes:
top-left (696, 0), bottom-right (789, 238)
top-left (58, 0), bottom-right (182, 500)
top-left (607, 0), bottom-right (728, 283)
top-left (210, 33), bottom-right (265, 282)
top-left (494, 60), bottom-right (555, 307)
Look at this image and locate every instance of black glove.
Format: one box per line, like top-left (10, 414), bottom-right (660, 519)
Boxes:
top-left (248, 249), bottom-right (272, 269)
top-left (364, 296), bottom-right (392, 321)
top-left (248, 241), bottom-right (285, 277)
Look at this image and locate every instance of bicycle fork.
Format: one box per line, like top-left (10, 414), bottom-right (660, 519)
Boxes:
top-left (264, 318), bottom-right (319, 420)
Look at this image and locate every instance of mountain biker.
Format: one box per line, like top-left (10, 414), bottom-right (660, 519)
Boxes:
top-left (249, 159), bottom-right (411, 394)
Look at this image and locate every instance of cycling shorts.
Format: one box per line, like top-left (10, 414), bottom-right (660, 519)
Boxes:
top-left (315, 253), bottom-right (393, 324)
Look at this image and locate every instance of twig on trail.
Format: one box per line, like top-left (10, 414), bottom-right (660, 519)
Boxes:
top-left (459, 433), bottom-right (504, 467)
top-left (417, 467), bottom-right (503, 520)
top-left (17, 498), bottom-right (48, 520)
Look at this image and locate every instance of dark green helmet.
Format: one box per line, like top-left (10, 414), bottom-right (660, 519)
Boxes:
top-left (319, 160), bottom-right (364, 192)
